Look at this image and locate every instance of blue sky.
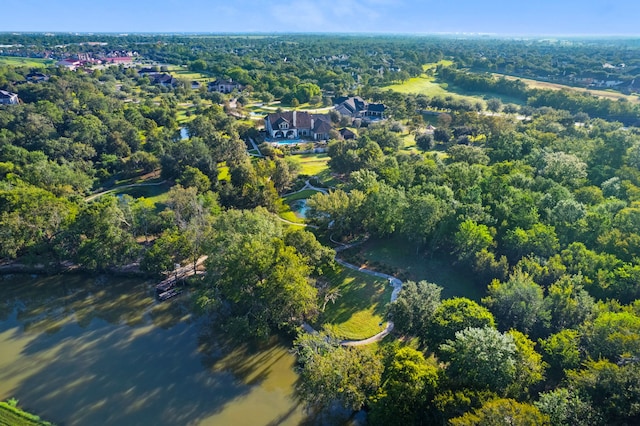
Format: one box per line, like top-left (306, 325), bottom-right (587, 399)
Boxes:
top-left (10, 0), bottom-right (640, 35)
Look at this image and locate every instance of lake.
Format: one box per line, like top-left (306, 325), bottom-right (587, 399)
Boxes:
top-left (0, 273), bottom-right (310, 425)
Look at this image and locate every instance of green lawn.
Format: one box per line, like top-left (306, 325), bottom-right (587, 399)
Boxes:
top-left (0, 400), bottom-right (52, 426)
top-left (0, 56), bottom-right (54, 67)
top-left (283, 189), bottom-right (321, 202)
top-left (385, 74), bottom-right (452, 98)
top-left (342, 237), bottom-right (485, 301)
top-left (314, 265), bottom-right (394, 340)
top-left (385, 60), bottom-right (527, 107)
top-left (292, 153), bottom-right (330, 176)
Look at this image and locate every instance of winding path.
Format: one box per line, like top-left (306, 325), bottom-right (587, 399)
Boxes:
top-left (304, 240), bottom-right (403, 347)
top-left (85, 180), bottom-right (167, 202)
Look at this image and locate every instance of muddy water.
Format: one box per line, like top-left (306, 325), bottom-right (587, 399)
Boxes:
top-left (0, 274), bottom-right (307, 425)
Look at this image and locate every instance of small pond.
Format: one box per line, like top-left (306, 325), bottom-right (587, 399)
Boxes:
top-left (290, 199), bottom-right (309, 218)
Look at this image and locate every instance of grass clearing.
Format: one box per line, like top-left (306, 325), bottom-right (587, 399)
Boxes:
top-left (292, 153), bottom-right (330, 176)
top-left (283, 189), bottom-right (320, 202)
top-left (279, 210), bottom-right (305, 224)
top-left (0, 400), bottom-right (52, 425)
top-left (315, 265), bottom-right (393, 340)
top-left (493, 73), bottom-right (640, 103)
top-left (343, 237), bottom-right (485, 301)
top-left (0, 56), bottom-right (54, 67)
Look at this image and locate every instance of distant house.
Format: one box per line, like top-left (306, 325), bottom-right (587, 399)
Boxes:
top-left (339, 128), bottom-right (356, 140)
top-left (208, 78), bottom-right (243, 94)
top-left (265, 111), bottom-right (332, 141)
top-left (334, 96), bottom-right (386, 120)
top-left (149, 73), bottom-right (179, 88)
top-left (191, 81), bottom-right (202, 90)
top-left (138, 67), bottom-right (159, 76)
top-left (0, 90), bottom-right (19, 105)
top-left (26, 72), bottom-right (49, 83)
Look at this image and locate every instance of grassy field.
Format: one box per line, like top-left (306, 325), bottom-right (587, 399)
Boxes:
top-left (314, 265), bottom-right (393, 340)
top-left (283, 189), bottom-right (321, 202)
top-left (342, 237), bottom-right (485, 301)
top-left (493, 73), bottom-right (640, 103)
top-left (292, 153), bottom-right (330, 176)
top-left (0, 56), bottom-right (54, 67)
top-left (0, 400), bottom-right (52, 426)
top-left (385, 74), bottom-right (453, 98)
top-left (113, 182), bottom-right (172, 206)
top-left (386, 60), bottom-right (529, 107)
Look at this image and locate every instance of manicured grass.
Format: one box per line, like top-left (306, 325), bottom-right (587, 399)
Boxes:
top-left (386, 74), bottom-right (452, 98)
top-left (279, 210), bottom-right (305, 224)
top-left (0, 400), bottom-right (53, 425)
top-left (113, 182), bottom-right (172, 209)
top-left (401, 132), bottom-right (417, 149)
top-left (493, 73), bottom-right (640, 103)
top-left (0, 56), bottom-right (54, 67)
top-left (314, 265), bottom-right (394, 340)
top-left (283, 189), bottom-right (320, 202)
top-left (343, 237), bottom-right (485, 301)
top-left (292, 153), bottom-right (330, 176)
top-left (170, 69), bottom-right (209, 81)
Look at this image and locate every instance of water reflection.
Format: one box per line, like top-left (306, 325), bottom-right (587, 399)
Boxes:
top-left (0, 274), bottom-right (308, 425)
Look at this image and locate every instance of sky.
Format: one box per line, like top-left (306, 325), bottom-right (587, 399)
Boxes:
top-left (9, 0), bottom-right (640, 36)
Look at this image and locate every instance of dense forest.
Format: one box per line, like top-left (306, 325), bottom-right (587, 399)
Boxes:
top-left (2, 33), bottom-right (640, 425)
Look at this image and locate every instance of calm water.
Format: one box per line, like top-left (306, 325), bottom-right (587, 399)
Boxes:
top-left (0, 274), bottom-right (308, 426)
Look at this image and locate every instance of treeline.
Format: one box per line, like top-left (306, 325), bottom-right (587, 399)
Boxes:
top-left (0, 65), bottom-right (301, 269)
top-left (438, 66), bottom-right (640, 125)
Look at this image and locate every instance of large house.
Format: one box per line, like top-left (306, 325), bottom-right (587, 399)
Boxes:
top-left (26, 72), bottom-right (49, 83)
top-left (265, 111), bottom-right (332, 141)
top-left (334, 96), bottom-right (386, 120)
top-left (149, 73), bottom-right (179, 88)
top-left (208, 78), bottom-right (243, 94)
top-left (0, 90), bottom-right (19, 105)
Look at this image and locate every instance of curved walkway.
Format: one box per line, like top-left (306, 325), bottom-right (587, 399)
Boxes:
top-left (303, 246), bottom-right (403, 347)
top-left (85, 180), bottom-right (167, 202)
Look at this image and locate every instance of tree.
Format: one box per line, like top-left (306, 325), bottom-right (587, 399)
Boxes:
top-left (450, 398), bottom-right (549, 426)
top-left (544, 274), bottom-right (596, 333)
top-left (535, 387), bottom-right (602, 426)
top-left (199, 209), bottom-right (317, 337)
top-left (70, 195), bottom-right (138, 271)
top-left (503, 223), bottom-right (560, 262)
top-left (294, 334), bottom-right (383, 411)
top-left (567, 360), bottom-right (640, 425)
top-left (539, 329), bottom-right (582, 382)
top-left (177, 165), bottom-right (211, 194)
top-left (539, 151), bottom-right (587, 189)
top-left (401, 191), bottom-right (447, 250)
top-left (453, 220), bottom-right (495, 262)
top-left (581, 310), bottom-right (640, 361)
top-left (369, 347), bottom-right (439, 425)
top-left (486, 98), bottom-right (503, 113)
top-left (415, 132), bottom-right (434, 151)
top-left (440, 327), bottom-right (517, 392)
top-left (428, 298), bottom-right (496, 349)
top-left (387, 280), bottom-right (442, 338)
top-left (483, 270), bottom-right (549, 336)
top-left (507, 330), bottom-right (547, 399)
top-left (283, 228), bottom-right (335, 275)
